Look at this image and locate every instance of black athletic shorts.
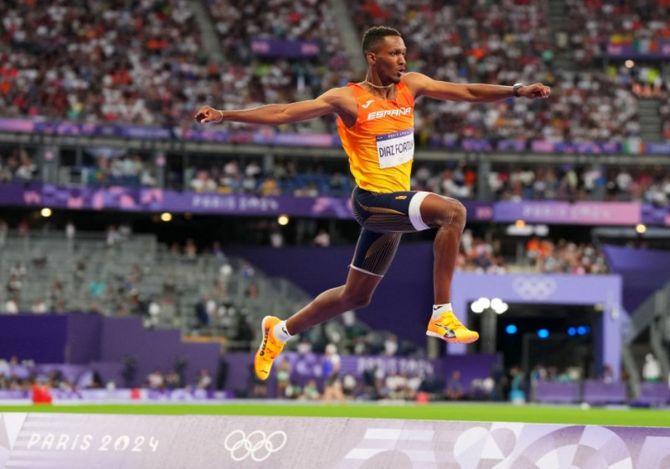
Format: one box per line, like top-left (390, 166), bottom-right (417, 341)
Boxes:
top-left (349, 186), bottom-right (432, 277)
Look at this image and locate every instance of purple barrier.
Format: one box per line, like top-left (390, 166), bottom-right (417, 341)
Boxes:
top-left (0, 313), bottom-right (102, 366)
top-left (0, 315), bottom-right (68, 363)
top-left (495, 201), bottom-right (641, 225)
top-left (0, 390), bottom-right (28, 399)
top-left (250, 38), bottom-right (320, 58)
top-left (65, 313), bottom-right (102, 364)
top-left (531, 140), bottom-right (622, 154)
top-left (0, 182), bottom-right (493, 221)
top-left (5, 182), bottom-right (355, 218)
top-left (642, 203), bottom-right (670, 226)
top-left (583, 380), bottom-right (627, 405)
top-left (608, 40), bottom-right (670, 58)
top-left (5, 181), bottom-right (670, 226)
top-left (634, 382), bottom-right (670, 407)
top-left (100, 317), bottom-right (220, 388)
top-left (34, 364), bottom-right (88, 384)
top-left (277, 352), bottom-right (443, 387)
top-left (534, 381), bottom-right (580, 404)
top-left (87, 361), bottom-right (124, 387)
top-left (0, 315), bottom-right (221, 390)
top-left (1, 117), bottom-right (670, 154)
top-left (444, 354), bottom-right (500, 393)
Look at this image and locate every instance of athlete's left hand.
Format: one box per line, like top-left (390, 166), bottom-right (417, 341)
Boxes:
top-left (520, 83), bottom-right (551, 99)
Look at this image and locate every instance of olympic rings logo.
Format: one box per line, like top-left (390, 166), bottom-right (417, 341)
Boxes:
top-left (512, 277), bottom-right (557, 300)
top-left (224, 429), bottom-right (288, 462)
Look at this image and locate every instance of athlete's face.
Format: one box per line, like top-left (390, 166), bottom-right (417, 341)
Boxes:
top-left (369, 36), bottom-right (407, 83)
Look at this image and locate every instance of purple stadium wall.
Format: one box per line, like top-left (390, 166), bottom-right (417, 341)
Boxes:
top-left (227, 243), bottom-right (434, 346)
top-left (602, 244), bottom-right (670, 313)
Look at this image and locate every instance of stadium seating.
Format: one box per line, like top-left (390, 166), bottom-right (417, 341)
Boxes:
top-left (0, 229), bottom-right (308, 347)
top-left (1, 0), bottom-right (666, 145)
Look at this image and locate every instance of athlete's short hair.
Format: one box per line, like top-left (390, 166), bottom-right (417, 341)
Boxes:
top-left (362, 26), bottom-right (401, 55)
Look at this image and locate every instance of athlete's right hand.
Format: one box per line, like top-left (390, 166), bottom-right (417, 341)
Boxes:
top-left (194, 105), bottom-right (224, 124)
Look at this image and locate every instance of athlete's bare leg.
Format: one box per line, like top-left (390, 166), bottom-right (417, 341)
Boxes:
top-left (418, 194), bottom-right (467, 305)
top-left (285, 267), bottom-right (383, 335)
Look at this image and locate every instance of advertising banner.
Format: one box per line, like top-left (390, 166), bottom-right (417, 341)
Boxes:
top-left (0, 183), bottom-right (492, 221)
top-left (1, 117), bottom-right (669, 154)
top-left (1, 413), bottom-right (670, 468)
top-left (494, 201), bottom-right (641, 225)
top-left (250, 38), bottom-right (320, 58)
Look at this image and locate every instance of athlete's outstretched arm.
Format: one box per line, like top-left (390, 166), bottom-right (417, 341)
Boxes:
top-left (403, 72), bottom-right (550, 103)
top-left (194, 88), bottom-right (352, 125)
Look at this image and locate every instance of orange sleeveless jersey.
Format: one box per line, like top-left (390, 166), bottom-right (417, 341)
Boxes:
top-left (336, 81), bottom-right (415, 193)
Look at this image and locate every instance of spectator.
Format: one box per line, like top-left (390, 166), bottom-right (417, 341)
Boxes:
top-left (322, 343), bottom-right (344, 403)
top-left (146, 369), bottom-right (164, 390)
top-left (196, 369), bottom-right (212, 390)
top-left (642, 353), bottom-right (662, 383)
top-left (313, 228), bottom-right (331, 247)
top-left (445, 370), bottom-right (465, 401)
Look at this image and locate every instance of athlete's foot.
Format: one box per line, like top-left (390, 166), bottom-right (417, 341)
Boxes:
top-left (254, 316), bottom-right (286, 381)
top-left (426, 311), bottom-right (479, 344)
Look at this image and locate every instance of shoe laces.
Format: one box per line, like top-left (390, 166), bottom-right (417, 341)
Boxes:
top-left (261, 332), bottom-right (282, 360)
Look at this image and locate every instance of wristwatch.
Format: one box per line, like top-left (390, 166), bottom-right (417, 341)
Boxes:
top-left (512, 83), bottom-right (524, 97)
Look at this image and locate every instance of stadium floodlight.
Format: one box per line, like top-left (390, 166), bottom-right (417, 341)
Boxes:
top-left (537, 328), bottom-right (550, 339)
top-left (534, 224), bottom-right (549, 236)
top-left (477, 297), bottom-right (491, 309)
top-left (494, 302), bottom-right (509, 314)
top-left (505, 324), bottom-right (517, 334)
top-left (470, 301), bottom-right (485, 314)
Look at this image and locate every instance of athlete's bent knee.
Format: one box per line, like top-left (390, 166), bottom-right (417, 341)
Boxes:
top-left (341, 289), bottom-right (373, 309)
top-left (434, 198), bottom-right (466, 232)
top-left (452, 200), bottom-right (467, 231)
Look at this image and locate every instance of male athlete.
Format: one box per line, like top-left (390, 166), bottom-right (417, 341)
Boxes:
top-left (195, 26), bottom-right (551, 381)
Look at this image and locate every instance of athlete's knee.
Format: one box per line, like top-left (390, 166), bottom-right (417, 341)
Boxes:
top-left (434, 198), bottom-right (467, 231)
top-left (340, 288), bottom-right (373, 309)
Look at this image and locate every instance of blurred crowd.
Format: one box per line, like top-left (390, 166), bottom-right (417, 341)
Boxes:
top-left (0, 0), bottom-right (666, 143)
top-left (0, 355), bottom-right (215, 393)
top-left (207, 0), bottom-right (349, 128)
top-left (414, 162), bottom-right (670, 206)
top-left (351, 0), bottom-right (655, 143)
top-left (457, 231), bottom-right (608, 275)
top-left (561, 0), bottom-right (670, 66)
top-left (1, 0), bottom-right (203, 126)
top-left (3, 145), bottom-right (669, 206)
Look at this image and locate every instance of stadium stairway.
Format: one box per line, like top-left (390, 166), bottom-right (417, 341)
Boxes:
top-left (330, 0), bottom-right (366, 76)
top-left (547, 0), bottom-right (577, 72)
top-left (192, 0), bottom-right (225, 65)
top-left (0, 230), bottom-right (316, 362)
top-left (639, 98), bottom-right (663, 142)
top-left (602, 244), bottom-right (670, 398)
